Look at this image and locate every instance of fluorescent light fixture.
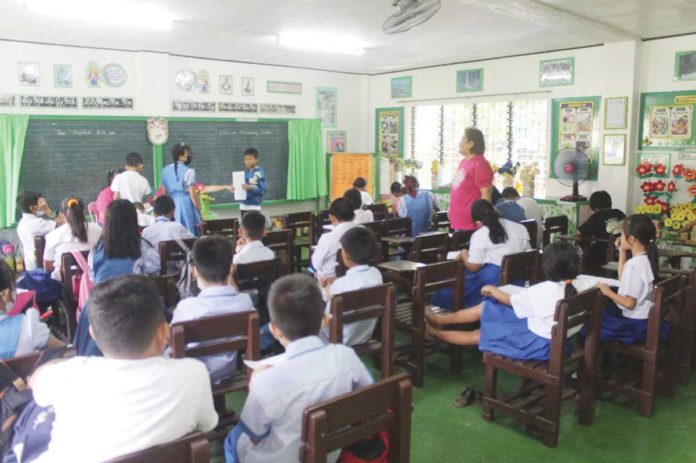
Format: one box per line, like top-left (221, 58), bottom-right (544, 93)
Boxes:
top-left (23, 0), bottom-right (175, 30)
top-left (277, 31), bottom-right (365, 56)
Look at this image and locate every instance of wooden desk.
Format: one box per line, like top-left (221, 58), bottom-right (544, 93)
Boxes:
top-left (378, 260), bottom-right (425, 273)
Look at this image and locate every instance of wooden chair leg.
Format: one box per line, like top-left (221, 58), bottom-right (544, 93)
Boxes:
top-left (542, 382), bottom-right (562, 448)
top-left (577, 363), bottom-right (596, 426)
top-left (661, 333), bottom-right (679, 399)
top-left (639, 359), bottom-right (658, 418)
top-left (412, 329), bottom-right (425, 388)
top-left (482, 362), bottom-right (497, 422)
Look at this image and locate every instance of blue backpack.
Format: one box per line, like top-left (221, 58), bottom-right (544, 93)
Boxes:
top-left (15, 270), bottom-right (63, 305)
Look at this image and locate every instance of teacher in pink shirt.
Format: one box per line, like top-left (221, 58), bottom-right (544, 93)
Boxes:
top-left (449, 128), bottom-right (493, 231)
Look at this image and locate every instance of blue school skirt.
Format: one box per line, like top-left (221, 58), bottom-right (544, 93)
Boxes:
top-left (430, 264), bottom-right (502, 310)
top-left (479, 300), bottom-right (551, 360)
top-left (598, 304), bottom-right (668, 344)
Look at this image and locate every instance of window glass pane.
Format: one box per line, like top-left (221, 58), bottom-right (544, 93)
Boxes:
top-left (475, 101), bottom-right (509, 171)
top-left (412, 105), bottom-right (440, 190)
top-left (442, 104), bottom-right (474, 187)
top-left (512, 100), bottom-right (548, 198)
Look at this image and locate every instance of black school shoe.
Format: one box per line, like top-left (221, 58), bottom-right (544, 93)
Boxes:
top-left (453, 387), bottom-right (483, 408)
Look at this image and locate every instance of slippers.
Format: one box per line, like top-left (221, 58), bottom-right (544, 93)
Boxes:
top-left (453, 388), bottom-right (483, 408)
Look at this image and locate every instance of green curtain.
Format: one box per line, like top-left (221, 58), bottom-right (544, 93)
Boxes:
top-left (287, 119), bottom-right (327, 200)
top-left (0, 115), bottom-right (29, 228)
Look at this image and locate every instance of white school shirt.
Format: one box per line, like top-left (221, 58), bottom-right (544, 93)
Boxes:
top-left (468, 219), bottom-right (531, 267)
top-left (353, 208), bottom-right (374, 225)
top-left (617, 254), bottom-right (655, 319)
top-left (516, 197), bottom-right (543, 247)
top-left (172, 285), bottom-right (255, 384)
top-left (142, 217), bottom-right (195, 248)
top-left (311, 221), bottom-right (356, 279)
top-left (233, 240), bottom-right (275, 265)
top-left (110, 170), bottom-right (152, 203)
top-left (360, 190), bottom-right (374, 206)
top-left (236, 336), bottom-right (373, 463)
top-left (0, 309), bottom-right (50, 356)
top-left (43, 223), bottom-right (102, 280)
top-left (326, 265), bottom-right (384, 346)
top-left (510, 276), bottom-right (598, 339)
top-left (32, 356), bottom-right (218, 463)
top-left (16, 213), bottom-right (56, 270)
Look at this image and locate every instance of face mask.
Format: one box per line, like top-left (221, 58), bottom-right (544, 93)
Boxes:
top-left (183, 157), bottom-right (192, 166)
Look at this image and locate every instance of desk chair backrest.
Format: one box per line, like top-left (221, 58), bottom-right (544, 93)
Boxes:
top-left (520, 219), bottom-right (538, 249)
top-left (499, 250), bottom-right (541, 286)
top-left (382, 217), bottom-right (412, 237)
top-left (431, 211), bottom-right (450, 232)
top-left (1, 352), bottom-right (41, 381)
top-left (158, 238), bottom-right (197, 276)
top-left (362, 220), bottom-right (384, 240)
top-left (200, 218), bottom-right (239, 238)
top-left (365, 204), bottom-right (388, 221)
top-left (449, 229), bottom-right (474, 252)
top-left (414, 261), bottom-right (466, 311)
top-left (234, 258), bottom-right (283, 325)
top-left (647, 275), bottom-right (685, 352)
top-left (34, 235), bottom-right (46, 270)
top-left (106, 433), bottom-right (210, 463)
top-left (542, 216), bottom-right (569, 247)
top-left (407, 232), bottom-right (448, 264)
top-left (262, 230), bottom-right (294, 274)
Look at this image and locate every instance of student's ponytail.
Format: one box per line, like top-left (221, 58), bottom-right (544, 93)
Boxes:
top-left (564, 280), bottom-right (578, 299)
top-left (624, 214), bottom-right (659, 278)
top-left (471, 199), bottom-right (507, 244)
top-left (62, 197), bottom-right (88, 244)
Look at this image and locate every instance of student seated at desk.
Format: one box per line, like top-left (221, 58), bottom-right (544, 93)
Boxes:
top-left (495, 187), bottom-right (527, 223)
top-left (16, 191), bottom-right (61, 271)
top-left (27, 275), bottom-right (218, 462)
top-left (224, 274), bottom-right (373, 463)
top-left (172, 236), bottom-right (255, 384)
top-left (142, 195), bottom-right (194, 248)
top-left (324, 227), bottom-right (383, 346)
top-left (233, 211), bottom-right (275, 265)
top-left (311, 198), bottom-right (356, 287)
top-left (353, 176), bottom-right (374, 206)
top-left (390, 181), bottom-right (404, 217)
top-left (397, 175), bottom-right (439, 237)
top-left (431, 199), bottom-right (530, 310)
top-left (576, 190), bottom-right (625, 264)
top-left (344, 188), bottom-right (374, 225)
top-left (95, 168), bottom-right (123, 226)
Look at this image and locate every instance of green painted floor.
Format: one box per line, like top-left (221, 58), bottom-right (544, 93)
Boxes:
top-left (214, 350), bottom-right (696, 462)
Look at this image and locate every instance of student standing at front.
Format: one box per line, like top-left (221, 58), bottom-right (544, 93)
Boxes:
top-left (239, 148), bottom-right (267, 216)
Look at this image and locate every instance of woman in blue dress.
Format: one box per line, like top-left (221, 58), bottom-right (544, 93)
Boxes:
top-left (161, 143), bottom-right (232, 236)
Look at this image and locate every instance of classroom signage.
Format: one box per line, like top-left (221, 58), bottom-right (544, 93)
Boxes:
top-left (171, 100), bottom-right (216, 112)
top-left (640, 91), bottom-right (696, 150)
top-left (20, 95), bottom-right (78, 108)
top-left (101, 63), bottom-right (128, 88)
top-left (81, 97), bottom-right (134, 109)
top-left (550, 96), bottom-right (601, 180)
top-left (266, 80), bottom-right (302, 95)
top-left (259, 104), bottom-right (296, 114)
top-left (0, 94), bottom-right (16, 107)
top-left (218, 102), bottom-right (258, 113)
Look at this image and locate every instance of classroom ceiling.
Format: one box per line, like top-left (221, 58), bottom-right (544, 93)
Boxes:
top-left (2, 0), bottom-right (696, 74)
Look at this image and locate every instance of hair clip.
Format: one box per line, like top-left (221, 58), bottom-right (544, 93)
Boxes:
top-left (67, 198), bottom-right (79, 208)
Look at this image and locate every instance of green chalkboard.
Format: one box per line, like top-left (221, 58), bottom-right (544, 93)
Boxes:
top-left (18, 119), bottom-right (153, 213)
top-left (163, 121), bottom-right (288, 203)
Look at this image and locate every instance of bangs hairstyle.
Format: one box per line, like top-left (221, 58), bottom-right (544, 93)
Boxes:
top-left (89, 275), bottom-right (165, 357)
top-left (471, 199), bottom-right (507, 244)
top-left (244, 148), bottom-right (259, 159)
top-left (17, 191), bottom-right (42, 214)
top-left (268, 274), bottom-right (324, 341)
top-left (622, 214), bottom-right (659, 277)
top-left (61, 197), bottom-right (88, 244)
top-left (343, 188), bottom-right (363, 210)
top-left (542, 241), bottom-right (580, 298)
top-left (390, 181), bottom-right (403, 195)
top-left (192, 235), bottom-right (233, 283)
top-left (153, 195), bottom-right (176, 216)
top-left (465, 127), bottom-right (485, 155)
top-left (125, 152), bottom-right (144, 167)
top-left (340, 226), bottom-right (375, 265)
top-left (353, 177), bottom-right (367, 189)
top-left (102, 199), bottom-right (142, 259)
top-left (329, 198), bottom-right (355, 222)
top-left (589, 190), bottom-right (612, 210)
top-left (241, 211), bottom-right (266, 241)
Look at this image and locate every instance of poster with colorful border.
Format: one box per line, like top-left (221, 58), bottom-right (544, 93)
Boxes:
top-left (375, 107), bottom-right (404, 159)
top-left (550, 96), bottom-right (600, 180)
top-left (639, 91), bottom-right (696, 150)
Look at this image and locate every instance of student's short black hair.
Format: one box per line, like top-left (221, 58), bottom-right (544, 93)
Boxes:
top-left (17, 191), bottom-right (43, 213)
top-left (500, 187), bottom-right (520, 199)
top-left (340, 227), bottom-right (375, 265)
top-left (353, 177), bottom-right (367, 189)
top-left (542, 241), bottom-right (580, 282)
top-left (193, 235), bottom-right (233, 283)
top-left (125, 152), bottom-right (144, 167)
top-left (243, 148), bottom-right (259, 159)
top-left (241, 211), bottom-right (266, 240)
top-left (153, 195), bottom-right (175, 216)
top-left (268, 274), bottom-right (324, 341)
top-left (390, 182), bottom-right (403, 195)
top-left (329, 198), bottom-right (355, 222)
top-left (89, 275), bottom-right (165, 357)
top-left (343, 188), bottom-right (363, 210)
top-left (589, 190), bottom-right (612, 210)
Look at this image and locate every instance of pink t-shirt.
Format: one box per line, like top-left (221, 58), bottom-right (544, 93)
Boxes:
top-left (449, 155), bottom-right (494, 230)
top-left (95, 186), bottom-right (114, 225)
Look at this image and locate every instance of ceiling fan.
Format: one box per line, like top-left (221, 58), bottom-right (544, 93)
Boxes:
top-left (383, 0), bottom-right (442, 34)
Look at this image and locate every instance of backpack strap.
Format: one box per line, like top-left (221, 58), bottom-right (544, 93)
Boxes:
top-left (70, 251), bottom-right (89, 274)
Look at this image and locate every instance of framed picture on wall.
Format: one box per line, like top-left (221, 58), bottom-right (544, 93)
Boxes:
top-left (675, 50), bottom-right (696, 81)
top-left (602, 134), bottom-right (626, 166)
top-left (19, 62), bottom-right (40, 86)
top-left (53, 64), bottom-right (72, 88)
top-left (219, 75), bottom-right (233, 95)
top-left (539, 57), bottom-right (574, 87)
top-left (456, 68), bottom-right (483, 92)
top-left (604, 97), bottom-right (628, 130)
top-left (375, 107), bottom-right (404, 158)
top-left (327, 130), bottom-right (347, 153)
top-left (391, 76), bottom-right (412, 99)
top-left (316, 87), bottom-right (338, 127)
top-left (241, 77), bottom-right (254, 96)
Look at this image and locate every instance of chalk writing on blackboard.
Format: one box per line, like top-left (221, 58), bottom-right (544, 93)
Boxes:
top-left (172, 100), bottom-right (216, 112)
top-left (82, 97), bottom-right (134, 109)
top-left (219, 102), bottom-right (258, 113)
top-left (20, 96), bottom-right (78, 108)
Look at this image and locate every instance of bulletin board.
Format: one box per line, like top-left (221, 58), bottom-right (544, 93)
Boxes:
top-left (329, 153), bottom-right (376, 201)
top-left (550, 96), bottom-right (601, 180)
top-left (639, 90), bottom-right (696, 151)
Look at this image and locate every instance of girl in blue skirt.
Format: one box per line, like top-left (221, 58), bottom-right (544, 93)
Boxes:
top-left (596, 215), bottom-right (659, 344)
top-left (431, 199), bottom-right (531, 310)
top-left (426, 241), bottom-right (596, 360)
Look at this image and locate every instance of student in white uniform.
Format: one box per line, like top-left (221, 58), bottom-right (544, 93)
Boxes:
top-left (111, 152), bottom-right (153, 204)
top-left (0, 261), bottom-right (64, 359)
top-left (233, 211), bottom-right (275, 265)
top-left (43, 197), bottom-right (102, 280)
top-left (432, 199), bottom-right (531, 310)
top-left (142, 195), bottom-right (194, 248)
top-left (325, 226), bottom-right (383, 346)
top-left (516, 195), bottom-right (544, 248)
top-left (172, 236), bottom-right (255, 384)
top-left (28, 275), bottom-right (218, 463)
top-left (311, 198), bottom-right (356, 287)
top-left (596, 215), bottom-right (659, 344)
top-left (224, 274), bottom-right (373, 463)
top-left (344, 188), bottom-right (374, 225)
top-left (16, 191), bottom-right (60, 271)
top-left (353, 177), bottom-right (374, 206)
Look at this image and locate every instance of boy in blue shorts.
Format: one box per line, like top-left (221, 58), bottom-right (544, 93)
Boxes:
top-left (240, 148), bottom-right (266, 215)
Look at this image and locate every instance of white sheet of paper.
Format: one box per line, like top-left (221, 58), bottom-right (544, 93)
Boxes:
top-left (446, 251), bottom-right (460, 260)
top-left (497, 284), bottom-right (525, 295)
top-left (581, 275), bottom-right (620, 287)
top-left (244, 353), bottom-right (287, 370)
top-left (232, 171), bottom-right (247, 201)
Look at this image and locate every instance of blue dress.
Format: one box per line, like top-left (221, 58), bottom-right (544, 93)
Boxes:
top-left (431, 263), bottom-right (503, 310)
top-left (479, 300), bottom-right (551, 360)
top-left (161, 162), bottom-right (200, 236)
